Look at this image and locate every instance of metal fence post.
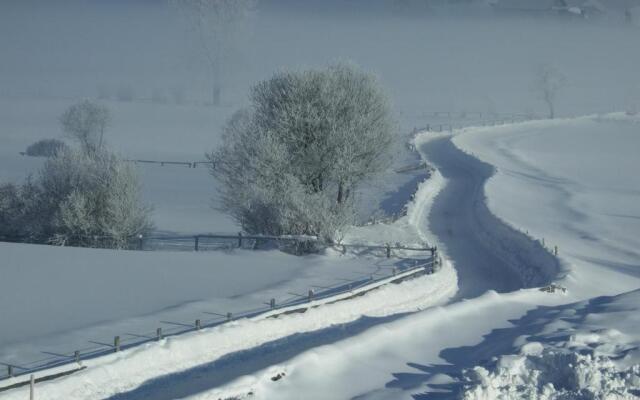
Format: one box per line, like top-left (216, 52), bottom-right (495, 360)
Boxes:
top-left (30, 374), bottom-right (35, 400)
top-left (138, 234), bottom-right (143, 250)
top-left (238, 232), bottom-right (243, 248)
top-left (194, 236), bottom-right (199, 252)
top-left (114, 336), bottom-right (120, 352)
top-left (157, 327), bottom-right (162, 341)
top-left (270, 298), bottom-right (276, 309)
top-left (74, 350), bottom-right (80, 364)
top-left (195, 319), bottom-right (201, 330)
top-left (226, 312), bottom-right (232, 321)
top-left (7, 364), bottom-right (12, 377)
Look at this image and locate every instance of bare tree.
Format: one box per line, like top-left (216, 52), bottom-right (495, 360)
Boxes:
top-left (208, 63), bottom-right (395, 242)
top-left (60, 100), bottom-right (111, 154)
top-left (534, 64), bottom-right (566, 119)
top-left (173, 0), bottom-right (255, 106)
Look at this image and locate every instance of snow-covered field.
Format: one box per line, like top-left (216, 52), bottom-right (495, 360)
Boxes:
top-left (0, 133), bottom-right (457, 398)
top-left (0, 88), bottom-right (439, 397)
top-left (2, 2), bottom-right (640, 398)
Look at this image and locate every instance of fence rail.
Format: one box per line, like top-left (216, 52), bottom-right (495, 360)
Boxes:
top-left (0, 232), bottom-right (319, 253)
top-left (0, 244), bottom-right (439, 388)
top-left (124, 159), bottom-right (213, 169)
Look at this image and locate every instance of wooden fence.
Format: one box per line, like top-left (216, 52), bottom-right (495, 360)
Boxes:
top-left (0, 243), bottom-right (439, 390)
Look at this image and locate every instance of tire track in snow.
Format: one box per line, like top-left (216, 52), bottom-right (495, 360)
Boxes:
top-left (418, 135), bottom-right (560, 298)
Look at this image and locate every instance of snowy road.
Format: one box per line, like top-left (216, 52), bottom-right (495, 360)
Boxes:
top-left (419, 136), bottom-right (559, 298)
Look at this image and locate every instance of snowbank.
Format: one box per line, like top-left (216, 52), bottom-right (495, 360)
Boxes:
top-left (186, 115), bottom-right (640, 399)
top-left (461, 289), bottom-right (640, 400)
top-left (453, 113), bottom-right (640, 296)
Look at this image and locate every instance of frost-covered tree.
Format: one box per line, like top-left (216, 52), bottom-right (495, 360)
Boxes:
top-left (60, 100), bottom-right (111, 154)
top-left (534, 64), bottom-right (566, 119)
top-left (209, 63), bottom-right (395, 242)
top-left (0, 148), bottom-right (152, 248)
top-left (172, 0), bottom-right (255, 106)
top-left (25, 138), bottom-right (68, 157)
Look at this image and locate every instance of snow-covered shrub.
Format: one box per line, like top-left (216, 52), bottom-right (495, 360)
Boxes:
top-left (461, 347), bottom-right (640, 400)
top-left (60, 100), bottom-right (110, 154)
top-left (209, 63), bottom-right (395, 243)
top-left (0, 148), bottom-right (152, 248)
top-left (25, 138), bottom-right (68, 157)
top-left (0, 183), bottom-right (26, 238)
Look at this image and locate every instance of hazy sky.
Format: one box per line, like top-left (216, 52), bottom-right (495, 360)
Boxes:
top-left (1, 1), bottom-right (639, 119)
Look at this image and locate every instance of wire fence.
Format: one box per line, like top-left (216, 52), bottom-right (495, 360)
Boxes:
top-left (0, 244), bottom-right (440, 388)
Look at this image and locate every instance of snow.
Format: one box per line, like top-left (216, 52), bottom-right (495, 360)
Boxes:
top-left (453, 114), bottom-right (640, 296)
top-left (461, 290), bottom-right (640, 399)
top-left (0, 242), bottom-right (405, 374)
top-left (171, 115), bottom-right (640, 400)
top-left (0, 127), bottom-right (458, 399)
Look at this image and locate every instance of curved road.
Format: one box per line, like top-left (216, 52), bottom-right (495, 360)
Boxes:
top-left (421, 136), bottom-right (558, 299)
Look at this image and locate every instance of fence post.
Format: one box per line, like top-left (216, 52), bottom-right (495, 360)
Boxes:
top-left (195, 319), bottom-right (201, 330)
top-left (386, 244), bottom-right (391, 258)
top-left (74, 350), bottom-right (80, 364)
top-left (238, 232), bottom-right (243, 248)
top-left (194, 236), bottom-right (199, 252)
top-left (114, 336), bottom-right (120, 352)
top-left (226, 312), bottom-right (232, 321)
top-left (138, 234), bottom-right (143, 250)
top-left (7, 364), bottom-right (13, 377)
top-left (308, 289), bottom-right (314, 302)
top-left (157, 327), bottom-right (162, 341)
top-left (270, 298), bottom-right (276, 309)
top-left (30, 374), bottom-right (35, 400)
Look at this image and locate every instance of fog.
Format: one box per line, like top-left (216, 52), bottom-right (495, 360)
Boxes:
top-left (1, 0), bottom-right (639, 134)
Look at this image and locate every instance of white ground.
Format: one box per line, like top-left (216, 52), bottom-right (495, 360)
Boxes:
top-left (0, 94), bottom-right (435, 392)
top-left (2, 110), bottom-right (640, 399)
top-left (0, 144), bottom-right (457, 399)
top-left (164, 114), bottom-right (640, 400)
